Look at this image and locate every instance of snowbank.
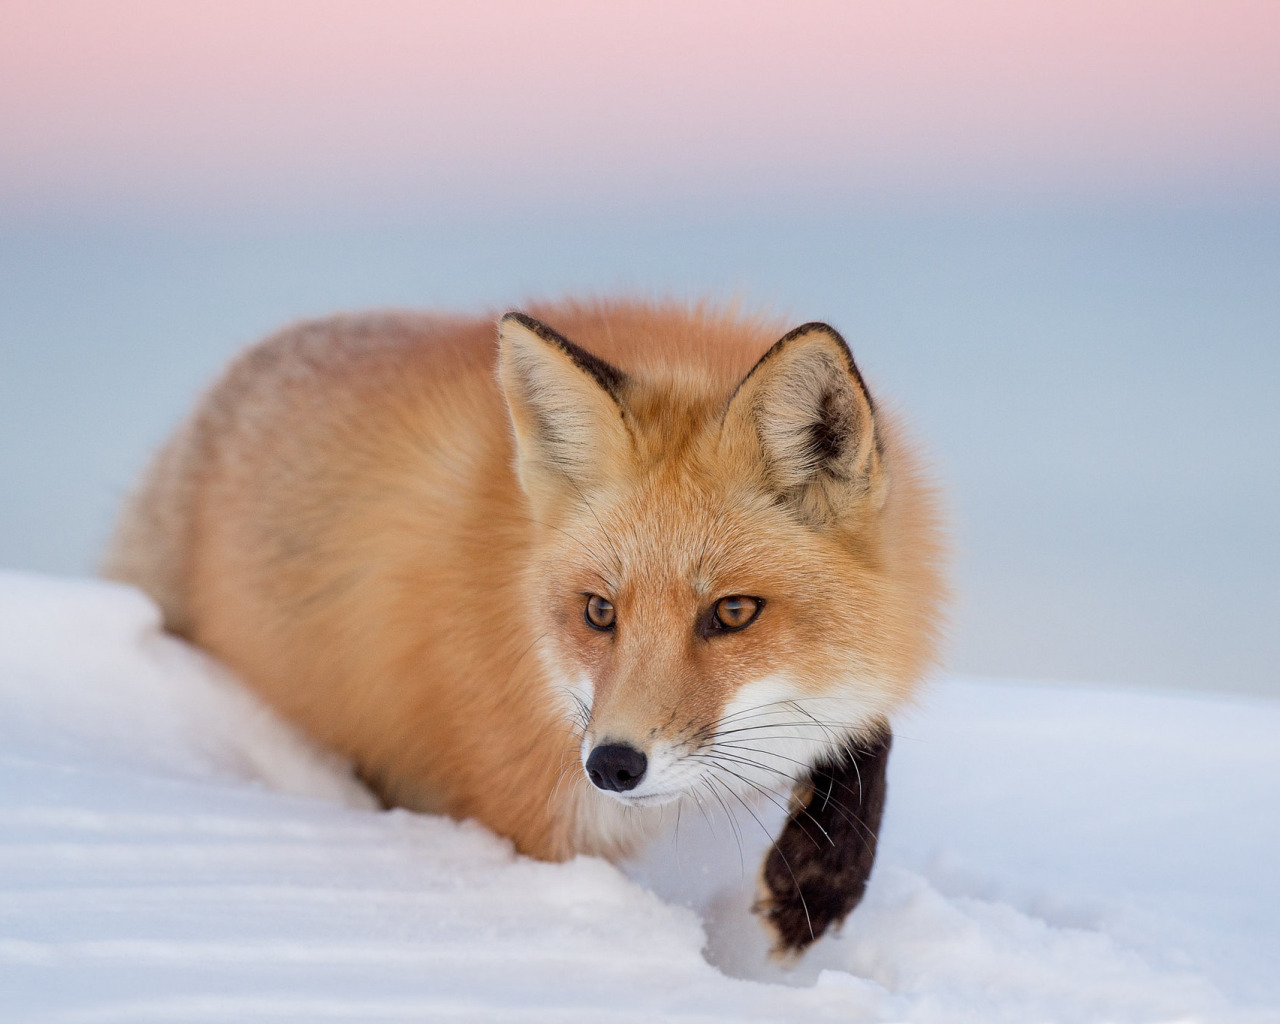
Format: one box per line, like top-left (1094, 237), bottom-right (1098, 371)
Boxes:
top-left (1, 572), bottom-right (1276, 1022)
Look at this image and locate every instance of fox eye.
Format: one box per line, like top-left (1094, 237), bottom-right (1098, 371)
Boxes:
top-left (584, 594), bottom-right (616, 630)
top-left (712, 595), bottom-right (762, 632)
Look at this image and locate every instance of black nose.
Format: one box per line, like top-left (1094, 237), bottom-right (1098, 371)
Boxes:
top-left (585, 743), bottom-right (647, 792)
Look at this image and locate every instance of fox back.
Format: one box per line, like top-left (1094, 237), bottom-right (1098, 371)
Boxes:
top-left (105, 300), bottom-right (945, 952)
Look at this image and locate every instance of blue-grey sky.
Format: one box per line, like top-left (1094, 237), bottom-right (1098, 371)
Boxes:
top-left (3, 205), bottom-right (1277, 695)
top-left (1, 3), bottom-right (1277, 695)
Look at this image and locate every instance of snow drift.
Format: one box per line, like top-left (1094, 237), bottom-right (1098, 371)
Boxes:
top-left (1, 571), bottom-right (1276, 1022)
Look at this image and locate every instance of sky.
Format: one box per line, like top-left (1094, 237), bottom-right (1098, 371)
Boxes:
top-left (1, 3), bottom-right (1277, 695)
top-left (2, 1), bottom-right (1278, 217)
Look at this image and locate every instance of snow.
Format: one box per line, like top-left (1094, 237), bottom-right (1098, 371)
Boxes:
top-left (1, 571), bottom-right (1276, 1023)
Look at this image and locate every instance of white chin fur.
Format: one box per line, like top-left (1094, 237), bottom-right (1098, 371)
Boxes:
top-left (578, 732), bottom-right (700, 807)
top-left (580, 674), bottom-right (881, 809)
top-left (595, 787), bottom-right (683, 808)
top-left (565, 673), bottom-right (884, 856)
top-left (687, 673), bottom-right (883, 801)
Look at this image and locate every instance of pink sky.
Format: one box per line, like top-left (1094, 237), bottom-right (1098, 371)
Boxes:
top-left (2, 0), bottom-right (1277, 213)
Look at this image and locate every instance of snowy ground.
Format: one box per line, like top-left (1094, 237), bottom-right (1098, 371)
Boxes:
top-left (1, 571), bottom-right (1276, 1023)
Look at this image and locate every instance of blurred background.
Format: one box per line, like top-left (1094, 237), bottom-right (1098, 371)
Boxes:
top-left (1, 1), bottom-right (1276, 695)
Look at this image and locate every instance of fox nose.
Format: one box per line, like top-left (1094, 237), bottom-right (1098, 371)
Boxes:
top-left (585, 743), bottom-right (647, 792)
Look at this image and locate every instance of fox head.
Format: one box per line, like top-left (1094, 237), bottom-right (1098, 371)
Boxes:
top-left (497, 308), bottom-right (943, 818)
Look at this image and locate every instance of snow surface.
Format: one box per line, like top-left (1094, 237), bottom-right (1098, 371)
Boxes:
top-left (1, 570), bottom-right (1276, 1023)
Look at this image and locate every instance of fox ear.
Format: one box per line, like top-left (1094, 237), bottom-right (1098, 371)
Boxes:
top-left (722, 322), bottom-right (884, 523)
top-left (497, 312), bottom-right (632, 507)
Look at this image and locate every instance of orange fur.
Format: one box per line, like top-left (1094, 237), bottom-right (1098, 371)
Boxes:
top-left (104, 300), bottom-right (946, 862)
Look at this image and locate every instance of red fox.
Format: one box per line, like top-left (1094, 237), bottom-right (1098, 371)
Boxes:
top-left (104, 300), bottom-right (945, 952)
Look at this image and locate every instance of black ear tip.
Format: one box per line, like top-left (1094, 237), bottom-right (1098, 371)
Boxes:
top-left (780, 322), bottom-right (870, 397)
top-left (782, 320), bottom-right (854, 360)
top-left (787, 320), bottom-right (846, 343)
top-left (498, 309), bottom-right (629, 397)
top-left (499, 311), bottom-right (574, 350)
top-left (500, 310), bottom-right (541, 331)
